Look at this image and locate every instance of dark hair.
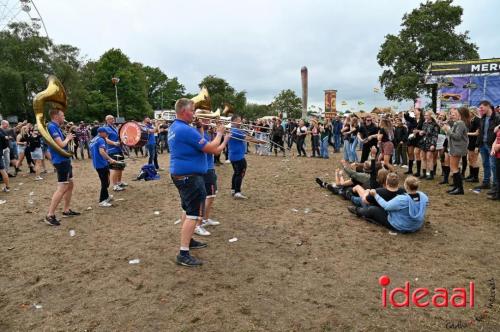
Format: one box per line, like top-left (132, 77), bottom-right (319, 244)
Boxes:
top-left (479, 100), bottom-right (493, 110)
top-left (457, 107), bottom-right (471, 128)
top-left (231, 114), bottom-right (241, 121)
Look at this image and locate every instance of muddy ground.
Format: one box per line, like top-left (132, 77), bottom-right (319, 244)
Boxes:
top-left (0, 147), bottom-right (499, 331)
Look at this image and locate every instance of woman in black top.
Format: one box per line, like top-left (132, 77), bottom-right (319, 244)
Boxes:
top-left (405, 108), bottom-right (423, 176)
top-left (418, 111), bottom-right (440, 180)
top-left (378, 118), bottom-right (395, 172)
top-left (296, 119), bottom-right (308, 157)
top-left (465, 108), bottom-right (481, 183)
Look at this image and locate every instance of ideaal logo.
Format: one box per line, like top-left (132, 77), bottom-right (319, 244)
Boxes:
top-left (379, 275), bottom-right (474, 308)
top-left (378, 276), bottom-right (496, 329)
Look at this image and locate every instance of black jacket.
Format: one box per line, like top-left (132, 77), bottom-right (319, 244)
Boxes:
top-left (476, 112), bottom-right (500, 148)
top-left (394, 126), bottom-right (408, 144)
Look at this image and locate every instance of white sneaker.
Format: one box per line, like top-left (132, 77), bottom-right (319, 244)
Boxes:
top-left (224, 160), bottom-right (231, 164)
top-left (106, 195), bottom-right (114, 202)
top-left (401, 165), bottom-right (408, 169)
top-left (194, 225), bottom-right (211, 236)
top-left (99, 201), bottom-right (112, 207)
top-left (34, 176), bottom-right (44, 181)
top-left (113, 185), bottom-right (125, 191)
top-left (233, 192), bottom-right (248, 200)
top-left (118, 182), bottom-right (128, 187)
top-left (203, 219), bottom-right (220, 226)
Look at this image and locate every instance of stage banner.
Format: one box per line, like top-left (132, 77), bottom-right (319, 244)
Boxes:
top-left (324, 90), bottom-right (337, 113)
top-left (324, 112), bottom-right (336, 119)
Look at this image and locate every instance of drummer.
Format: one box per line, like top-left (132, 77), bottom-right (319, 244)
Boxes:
top-left (104, 115), bottom-right (127, 191)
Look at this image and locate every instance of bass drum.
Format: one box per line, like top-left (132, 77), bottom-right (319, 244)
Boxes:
top-left (119, 121), bottom-right (148, 147)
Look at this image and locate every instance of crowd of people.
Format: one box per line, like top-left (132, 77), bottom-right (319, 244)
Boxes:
top-left (1, 99), bottom-right (499, 265)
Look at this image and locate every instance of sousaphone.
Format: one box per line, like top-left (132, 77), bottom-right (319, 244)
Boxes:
top-left (191, 86), bottom-right (211, 111)
top-left (33, 76), bottom-right (72, 158)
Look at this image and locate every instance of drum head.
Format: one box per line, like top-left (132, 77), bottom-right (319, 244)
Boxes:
top-left (119, 121), bottom-right (144, 147)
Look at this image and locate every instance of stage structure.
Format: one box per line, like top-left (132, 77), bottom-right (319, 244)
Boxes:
top-left (425, 58), bottom-right (500, 111)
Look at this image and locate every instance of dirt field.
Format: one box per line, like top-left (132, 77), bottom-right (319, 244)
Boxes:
top-left (1, 148), bottom-right (499, 331)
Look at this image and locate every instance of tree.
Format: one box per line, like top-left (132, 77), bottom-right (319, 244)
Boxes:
top-left (377, 0), bottom-right (479, 101)
top-left (242, 103), bottom-right (272, 120)
top-left (198, 75), bottom-right (246, 112)
top-left (270, 89), bottom-right (302, 119)
top-left (142, 65), bottom-right (185, 110)
top-left (0, 22), bottom-right (51, 120)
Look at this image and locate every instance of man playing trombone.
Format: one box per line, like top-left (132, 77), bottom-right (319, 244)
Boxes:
top-left (229, 114), bottom-right (265, 199)
top-left (169, 98), bottom-right (229, 267)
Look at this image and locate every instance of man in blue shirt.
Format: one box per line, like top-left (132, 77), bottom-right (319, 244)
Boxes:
top-left (144, 117), bottom-right (160, 170)
top-left (192, 111), bottom-right (230, 237)
top-left (90, 127), bottom-right (118, 207)
top-left (46, 108), bottom-right (80, 226)
top-left (169, 98), bottom-right (227, 267)
top-left (229, 114), bottom-right (263, 199)
top-left (104, 115), bottom-right (127, 192)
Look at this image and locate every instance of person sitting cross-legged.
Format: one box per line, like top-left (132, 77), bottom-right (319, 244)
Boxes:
top-left (349, 176), bottom-right (429, 233)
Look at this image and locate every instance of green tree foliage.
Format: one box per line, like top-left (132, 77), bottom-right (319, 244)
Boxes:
top-left (241, 103), bottom-right (272, 120)
top-left (198, 75), bottom-right (246, 112)
top-left (377, 0), bottom-right (479, 101)
top-left (270, 89), bottom-right (302, 119)
top-left (142, 65), bottom-right (185, 110)
top-left (0, 22), bottom-right (51, 120)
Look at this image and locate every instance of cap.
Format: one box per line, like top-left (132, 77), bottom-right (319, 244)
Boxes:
top-left (97, 127), bottom-right (108, 133)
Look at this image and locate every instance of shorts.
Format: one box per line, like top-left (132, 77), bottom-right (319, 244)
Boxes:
top-left (54, 160), bottom-right (73, 183)
top-left (17, 145), bottom-right (25, 155)
top-left (31, 147), bottom-right (43, 160)
top-left (381, 141), bottom-right (394, 156)
top-left (9, 142), bottom-right (18, 160)
top-left (109, 152), bottom-right (125, 170)
top-left (0, 155), bottom-right (4, 170)
top-left (171, 175), bottom-right (206, 220)
top-left (203, 169), bottom-right (218, 198)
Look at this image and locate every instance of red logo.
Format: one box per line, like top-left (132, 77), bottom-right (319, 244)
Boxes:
top-left (379, 275), bottom-right (474, 308)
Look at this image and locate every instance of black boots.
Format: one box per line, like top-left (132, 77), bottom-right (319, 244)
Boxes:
top-left (415, 160), bottom-right (422, 177)
top-left (439, 166), bottom-right (450, 184)
top-left (419, 169), bottom-right (427, 179)
top-left (449, 173), bottom-right (464, 195)
top-left (405, 160), bottom-right (414, 175)
top-left (465, 167), bottom-right (479, 183)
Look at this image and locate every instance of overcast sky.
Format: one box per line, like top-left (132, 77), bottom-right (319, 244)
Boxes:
top-left (15, 0), bottom-right (500, 111)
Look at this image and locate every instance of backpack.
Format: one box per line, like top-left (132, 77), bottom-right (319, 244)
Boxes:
top-left (136, 164), bottom-right (160, 181)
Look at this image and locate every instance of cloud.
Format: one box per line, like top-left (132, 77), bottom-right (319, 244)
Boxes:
top-left (22, 0), bottom-right (500, 111)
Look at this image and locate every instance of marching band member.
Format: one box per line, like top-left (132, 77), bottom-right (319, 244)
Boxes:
top-left (229, 114), bottom-right (263, 199)
top-left (104, 115), bottom-right (127, 191)
top-left (46, 108), bottom-right (80, 226)
top-left (193, 114), bottom-right (229, 236)
top-left (89, 127), bottom-right (118, 207)
top-left (169, 98), bottom-right (227, 267)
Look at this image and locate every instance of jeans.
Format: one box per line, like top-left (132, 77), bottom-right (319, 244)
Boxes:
top-left (395, 142), bottom-right (407, 165)
top-left (358, 206), bottom-right (397, 231)
top-left (231, 158), bottom-right (247, 193)
top-left (348, 138), bottom-right (358, 162)
top-left (96, 166), bottom-right (110, 202)
top-left (146, 144), bottom-right (159, 169)
top-left (311, 135), bottom-right (320, 157)
top-left (320, 137), bottom-right (329, 158)
top-left (297, 136), bottom-right (306, 156)
top-left (333, 134), bottom-right (341, 152)
top-left (2, 148), bottom-right (10, 172)
top-left (78, 140), bottom-right (90, 159)
top-left (480, 144), bottom-right (497, 184)
top-left (343, 140), bottom-right (351, 161)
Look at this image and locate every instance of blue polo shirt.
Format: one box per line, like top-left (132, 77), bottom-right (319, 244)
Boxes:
top-left (146, 123), bottom-right (156, 145)
top-left (228, 128), bottom-right (246, 162)
top-left (204, 132), bottom-right (214, 170)
top-left (105, 124), bottom-right (122, 154)
top-left (90, 136), bottom-right (108, 169)
top-left (47, 121), bottom-right (70, 164)
top-left (168, 119), bottom-right (208, 175)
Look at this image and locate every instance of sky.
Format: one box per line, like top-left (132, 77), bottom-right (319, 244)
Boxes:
top-left (3, 0), bottom-right (499, 112)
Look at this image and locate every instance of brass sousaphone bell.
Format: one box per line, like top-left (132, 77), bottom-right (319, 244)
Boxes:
top-left (191, 86), bottom-right (211, 111)
top-left (33, 76), bottom-right (72, 158)
top-left (222, 103), bottom-right (234, 117)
